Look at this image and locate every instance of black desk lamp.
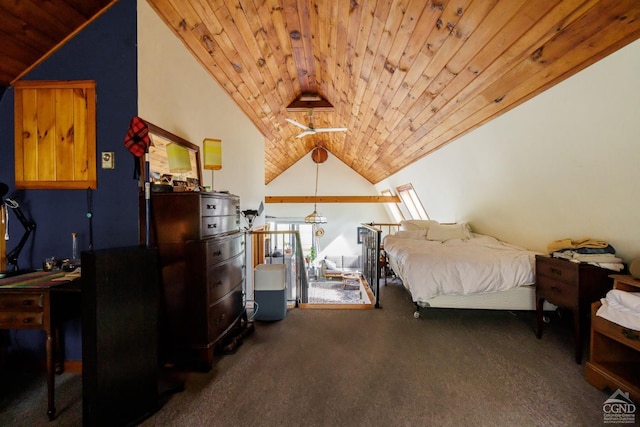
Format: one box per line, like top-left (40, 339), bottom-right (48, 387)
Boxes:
top-left (241, 201), bottom-right (264, 230)
top-left (1, 182), bottom-right (36, 272)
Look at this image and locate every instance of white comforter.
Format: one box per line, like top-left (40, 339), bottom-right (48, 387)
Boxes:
top-left (384, 233), bottom-right (538, 302)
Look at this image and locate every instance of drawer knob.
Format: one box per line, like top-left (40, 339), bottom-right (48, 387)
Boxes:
top-left (207, 204), bottom-right (217, 210)
top-left (550, 267), bottom-right (562, 276)
top-left (622, 329), bottom-right (640, 341)
top-left (207, 223), bottom-right (218, 229)
top-left (217, 313), bottom-right (226, 324)
top-left (23, 318), bottom-right (32, 324)
top-left (22, 300), bottom-right (33, 306)
top-left (213, 250), bottom-right (222, 257)
top-left (214, 280), bottom-right (223, 287)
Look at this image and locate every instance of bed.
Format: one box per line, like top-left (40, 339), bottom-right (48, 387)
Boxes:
top-left (382, 220), bottom-right (545, 318)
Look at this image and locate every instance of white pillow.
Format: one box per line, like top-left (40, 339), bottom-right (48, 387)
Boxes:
top-left (324, 258), bottom-right (338, 270)
top-left (399, 219), bottom-right (439, 231)
top-left (426, 223), bottom-right (472, 241)
top-left (394, 230), bottom-right (427, 239)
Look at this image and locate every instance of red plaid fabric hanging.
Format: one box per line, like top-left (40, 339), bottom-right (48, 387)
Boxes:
top-left (124, 116), bottom-right (150, 157)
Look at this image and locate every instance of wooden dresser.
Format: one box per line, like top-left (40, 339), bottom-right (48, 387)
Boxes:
top-left (535, 255), bottom-right (613, 364)
top-left (148, 192), bottom-right (244, 371)
top-left (585, 275), bottom-right (640, 403)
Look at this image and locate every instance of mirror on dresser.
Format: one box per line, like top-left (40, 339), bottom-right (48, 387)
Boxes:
top-left (138, 120), bottom-right (202, 190)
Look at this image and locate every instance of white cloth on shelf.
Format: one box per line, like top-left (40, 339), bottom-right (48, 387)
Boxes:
top-left (596, 289), bottom-right (640, 331)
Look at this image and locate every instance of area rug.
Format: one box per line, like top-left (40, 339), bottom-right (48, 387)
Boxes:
top-left (307, 278), bottom-right (371, 305)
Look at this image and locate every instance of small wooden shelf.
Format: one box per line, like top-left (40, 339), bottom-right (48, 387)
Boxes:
top-left (585, 275), bottom-right (640, 403)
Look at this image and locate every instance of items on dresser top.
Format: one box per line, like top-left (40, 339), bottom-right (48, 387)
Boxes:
top-left (546, 237), bottom-right (624, 271)
top-left (535, 255), bottom-right (614, 364)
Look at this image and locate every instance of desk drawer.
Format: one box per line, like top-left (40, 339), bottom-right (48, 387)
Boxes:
top-left (0, 293), bottom-right (44, 309)
top-left (536, 258), bottom-right (578, 286)
top-left (0, 311), bottom-right (44, 327)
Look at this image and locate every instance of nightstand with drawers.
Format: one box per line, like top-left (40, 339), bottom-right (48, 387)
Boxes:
top-left (535, 255), bottom-right (614, 364)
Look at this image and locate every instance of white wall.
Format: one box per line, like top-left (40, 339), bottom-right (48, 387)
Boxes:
top-left (377, 39), bottom-right (640, 261)
top-left (266, 151), bottom-right (390, 257)
top-left (137, 0), bottom-right (265, 215)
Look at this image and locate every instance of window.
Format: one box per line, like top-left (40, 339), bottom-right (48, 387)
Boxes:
top-left (381, 189), bottom-right (404, 223)
top-left (396, 183), bottom-right (429, 220)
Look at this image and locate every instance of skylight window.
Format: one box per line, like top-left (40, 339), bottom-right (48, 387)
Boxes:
top-left (396, 184), bottom-right (429, 220)
top-left (381, 189), bottom-right (404, 223)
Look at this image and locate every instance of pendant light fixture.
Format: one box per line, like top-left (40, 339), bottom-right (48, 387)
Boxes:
top-left (305, 147), bottom-right (327, 224)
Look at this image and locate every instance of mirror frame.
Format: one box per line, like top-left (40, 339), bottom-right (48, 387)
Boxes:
top-left (138, 119), bottom-right (203, 188)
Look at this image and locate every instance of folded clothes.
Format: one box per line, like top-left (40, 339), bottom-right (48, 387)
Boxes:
top-left (597, 289), bottom-right (640, 331)
top-left (547, 237), bottom-right (610, 254)
top-left (554, 245), bottom-right (616, 255)
top-left (552, 251), bottom-right (624, 267)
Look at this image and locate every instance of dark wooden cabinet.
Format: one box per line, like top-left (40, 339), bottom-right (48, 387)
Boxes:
top-left (149, 192), bottom-right (244, 370)
top-left (535, 255), bottom-right (614, 364)
top-left (82, 246), bottom-right (159, 427)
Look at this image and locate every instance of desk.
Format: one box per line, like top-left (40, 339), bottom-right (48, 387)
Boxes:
top-left (0, 270), bottom-right (80, 421)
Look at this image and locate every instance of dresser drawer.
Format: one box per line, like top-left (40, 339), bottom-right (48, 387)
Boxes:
top-left (208, 253), bottom-right (245, 303)
top-left (200, 196), bottom-right (240, 217)
top-left (0, 311), bottom-right (45, 327)
top-left (536, 257), bottom-right (578, 285)
top-left (536, 275), bottom-right (578, 307)
top-left (201, 215), bottom-right (241, 237)
top-left (206, 233), bottom-right (245, 266)
top-left (207, 284), bottom-right (244, 343)
top-left (592, 304), bottom-right (640, 352)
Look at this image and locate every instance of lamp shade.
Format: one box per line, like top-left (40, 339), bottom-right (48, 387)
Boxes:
top-left (166, 143), bottom-right (191, 173)
top-left (203, 138), bottom-right (222, 170)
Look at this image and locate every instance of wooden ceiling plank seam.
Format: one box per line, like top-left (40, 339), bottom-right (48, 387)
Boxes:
top-left (381, 0), bottom-right (585, 154)
top-left (7, 0), bottom-right (119, 86)
top-left (247, 0), bottom-right (302, 131)
top-left (0, 7), bottom-right (61, 56)
top-left (10, 0), bottom-right (80, 40)
top-left (423, 0), bottom-right (594, 124)
top-left (296, 0), bottom-right (318, 91)
top-left (416, 0), bottom-right (608, 145)
top-left (283, 0), bottom-right (311, 90)
top-left (396, 8), bottom-right (640, 174)
top-left (261, 0), bottom-right (303, 95)
top-left (377, 1), bottom-right (454, 128)
top-left (27, 0), bottom-right (90, 30)
top-left (216, 2), bottom-right (288, 124)
top-left (350, 0), bottom-right (414, 161)
top-left (381, 0), bottom-right (497, 129)
top-left (185, 0), bottom-right (272, 117)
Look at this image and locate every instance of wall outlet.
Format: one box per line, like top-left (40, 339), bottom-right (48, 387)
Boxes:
top-left (101, 152), bottom-right (115, 169)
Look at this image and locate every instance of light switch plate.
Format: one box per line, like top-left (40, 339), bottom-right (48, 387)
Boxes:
top-left (101, 152), bottom-right (115, 169)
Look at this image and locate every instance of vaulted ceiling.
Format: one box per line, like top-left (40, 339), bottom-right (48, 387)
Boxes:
top-left (2, 1), bottom-right (640, 185)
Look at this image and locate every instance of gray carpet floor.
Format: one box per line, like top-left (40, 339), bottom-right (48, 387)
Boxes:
top-left (0, 280), bottom-right (624, 426)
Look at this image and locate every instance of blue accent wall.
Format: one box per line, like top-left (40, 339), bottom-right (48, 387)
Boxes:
top-left (0, 0), bottom-right (138, 360)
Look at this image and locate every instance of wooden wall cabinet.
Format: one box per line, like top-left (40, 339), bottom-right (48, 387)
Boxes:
top-left (14, 80), bottom-right (97, 189)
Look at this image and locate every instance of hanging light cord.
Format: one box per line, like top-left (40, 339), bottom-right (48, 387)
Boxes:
top-left (313, 161), bottom-right (319, 210)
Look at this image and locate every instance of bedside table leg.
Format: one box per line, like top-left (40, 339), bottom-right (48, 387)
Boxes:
top-left (536, 298), bottom-right (545, 339)
top-left (573, 311), bottom-right (582, 364)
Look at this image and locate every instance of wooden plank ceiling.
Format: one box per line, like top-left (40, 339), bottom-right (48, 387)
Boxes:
top-left (0, 0), bottom-right (117, 87)
top-left (1, 1), bottom-right (640, 185)
top-left (147, 0), bottom-right (640, 184)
